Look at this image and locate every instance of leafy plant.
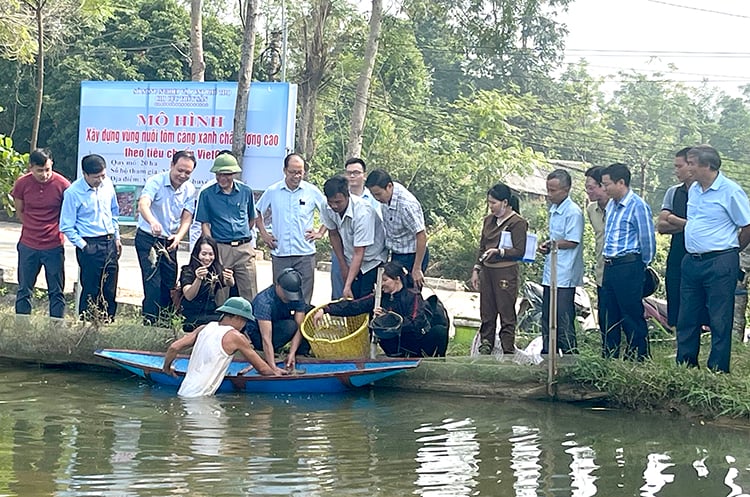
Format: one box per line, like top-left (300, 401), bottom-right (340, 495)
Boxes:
top-left (0, 134), bottom-right (27, 215)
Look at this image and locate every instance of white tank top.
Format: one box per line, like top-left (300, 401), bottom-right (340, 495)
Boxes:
top-left (178, 322), bottom-right (234, 397)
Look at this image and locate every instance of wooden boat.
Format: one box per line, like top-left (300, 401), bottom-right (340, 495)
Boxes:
top-left (94, 349), bottom-right (421, 394)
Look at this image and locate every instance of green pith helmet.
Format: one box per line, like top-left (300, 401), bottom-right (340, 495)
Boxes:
top-left (210, 154), bottom-right (242, 173)
top-left (216, 297), bottom-right (256, 321)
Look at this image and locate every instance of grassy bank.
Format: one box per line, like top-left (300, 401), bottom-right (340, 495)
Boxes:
top-left (8, 288), bottom-right (750, 420)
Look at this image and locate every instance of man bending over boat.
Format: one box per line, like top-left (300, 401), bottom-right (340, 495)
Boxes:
top-left (162, 297), bottom-right (283, 397)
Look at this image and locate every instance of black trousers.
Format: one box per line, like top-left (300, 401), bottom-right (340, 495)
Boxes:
top-left (541, 286), bottom-right (577, 354)
top-left (76, 236), bottom-right (118, 319)
top-left (677, 249), bottom-right (738, 373)
top-left (665, 253), bottom-right (683, 328)
top-left (135, 229), bottom-right (178, 324)
top-left (245, 318), bottom-right (311, 356)
top-left (600, 257), bottom-right (649, 360)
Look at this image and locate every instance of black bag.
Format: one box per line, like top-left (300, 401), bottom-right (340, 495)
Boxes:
top-left (426, 294), bottom-right (450, 356)
top-left (642, 266), bottom-right (660, 298)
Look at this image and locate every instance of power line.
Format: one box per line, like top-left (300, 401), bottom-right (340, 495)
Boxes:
top-left (646, 0), bottom-right (750, 19)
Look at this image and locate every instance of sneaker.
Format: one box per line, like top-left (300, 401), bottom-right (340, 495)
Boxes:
top-left (478, 339), bottom-right (493, 355)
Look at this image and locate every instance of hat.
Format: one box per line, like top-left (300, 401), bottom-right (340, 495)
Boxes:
top-left (277, 268), bottom-right (304, 302)
top-left (216, 296), bottom-right (256, 321)
top-left (369, 311), bottom-right (403, 340)
top-left (210, 154), bottom-right (242, 174)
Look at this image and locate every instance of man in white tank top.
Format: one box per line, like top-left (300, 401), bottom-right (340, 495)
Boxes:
top-left (162, 297), bottom-right (283, 397)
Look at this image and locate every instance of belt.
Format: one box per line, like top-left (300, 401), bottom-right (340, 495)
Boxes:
top-left (218, 238), bottom-right (252, 247)
top-left (83, 234), bottom-right (114, 241)
top-left (603, 253), bottom-right (640, 266)
top-left (688, 248), bottom-right (737, 261)
top-left (136, 228), bottom-right (169, 240)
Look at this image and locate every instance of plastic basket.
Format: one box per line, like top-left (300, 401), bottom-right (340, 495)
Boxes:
top-left (301, 303), bottom-right (370, 359)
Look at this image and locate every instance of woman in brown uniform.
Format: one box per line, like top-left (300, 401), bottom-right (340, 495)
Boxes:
top-left (471, 183), bottom-right (528, 354)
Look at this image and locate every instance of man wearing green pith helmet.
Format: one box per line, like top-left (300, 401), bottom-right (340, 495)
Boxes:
top-left (163, 296), bottom-right (285, 397)
top-left (195, 154), bottom-right (258, 304)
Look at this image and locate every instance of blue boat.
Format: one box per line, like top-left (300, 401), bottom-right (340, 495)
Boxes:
top-left (94, 349), bottom-right (421, 394)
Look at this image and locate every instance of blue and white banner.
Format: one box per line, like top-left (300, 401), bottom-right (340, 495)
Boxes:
top-left (78, 81), bottom-right (297, 221)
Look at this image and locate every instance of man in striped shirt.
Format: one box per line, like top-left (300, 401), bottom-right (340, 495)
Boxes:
top-left (599, 163), bottom-right (655, 360)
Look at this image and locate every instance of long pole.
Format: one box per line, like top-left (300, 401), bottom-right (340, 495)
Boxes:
top-left (281, 0), bottom-right (287, 81)
top-left (370, 266), bottom-right (384, 358)
top-left (547, 240), bottom-right (558, 398)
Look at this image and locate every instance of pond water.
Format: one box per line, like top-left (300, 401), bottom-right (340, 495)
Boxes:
top-left (1, 362), bottom-right (749, 497)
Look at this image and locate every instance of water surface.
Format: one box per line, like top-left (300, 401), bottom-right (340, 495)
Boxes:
top-left (0, 362), bottom-right (748, 496)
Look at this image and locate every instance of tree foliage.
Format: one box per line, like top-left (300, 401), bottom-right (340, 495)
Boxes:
top-left (2, 0), bottom-right (750, 285)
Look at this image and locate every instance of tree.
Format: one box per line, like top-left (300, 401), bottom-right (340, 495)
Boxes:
top-left (345, 0), bottom-right (382, 158)
top-left (296, 0), bottom-right (333, 160)
top-left (190, 0), bottom-right (205, 81)
top-left (5, 0), bottom-right (113, 151)
top-left (232, 0), bottom-right (258, 161)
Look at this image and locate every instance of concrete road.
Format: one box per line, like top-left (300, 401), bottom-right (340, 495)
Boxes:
top-left (0, 222), bottom-right (481, 323)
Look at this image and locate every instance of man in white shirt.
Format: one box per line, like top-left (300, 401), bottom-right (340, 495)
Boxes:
top-left (321, 175), bottom-right (387, 299)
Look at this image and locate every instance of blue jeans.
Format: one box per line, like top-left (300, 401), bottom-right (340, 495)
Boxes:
top-left (16, 242), bottom-right (65, 318)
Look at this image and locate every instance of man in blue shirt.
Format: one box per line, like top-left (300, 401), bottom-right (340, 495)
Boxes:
top-left (600, 163), bottom-right (655, 360)
top-left (539, 169), bottom-right (584, 354)
top-left (255, 154), bottom-right (326, 305)
top-left (677, 145), bottom-right (750, 373)
top-left (60, 154), bottom-right (121, 320)
top-left (195, 154), bottom-right (257, 303)
top-left (136, 150), bottom-right (196, 325)
top-left (244, 269), bottom-right (313, 374)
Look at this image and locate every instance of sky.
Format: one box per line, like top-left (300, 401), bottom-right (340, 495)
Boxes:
top-left (558, 0), bottom-right (750, 97)
top-left (362, 0), bottom-right (750, 98)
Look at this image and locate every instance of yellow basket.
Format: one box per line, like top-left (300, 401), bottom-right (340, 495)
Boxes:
top-left (301, 303), bottom-right (370, 359)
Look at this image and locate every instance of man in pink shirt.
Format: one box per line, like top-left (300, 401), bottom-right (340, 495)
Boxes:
top-left (11, 149), bottom-right (70, 318)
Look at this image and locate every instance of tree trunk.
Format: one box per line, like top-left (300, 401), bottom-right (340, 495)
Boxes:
top-left (232, 0), bottom-right (258, 162)
top-left (190, 0), bottom-right (205, 82)
top-left (346, 0), bottom-right (383, 159)
top-left (297, 0), bottom-right (332, 160)
top-left (30, 2), bottom-right (44, 151)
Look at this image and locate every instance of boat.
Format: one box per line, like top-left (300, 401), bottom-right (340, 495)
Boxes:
top-left (94, 349), bottom-right (421, 394)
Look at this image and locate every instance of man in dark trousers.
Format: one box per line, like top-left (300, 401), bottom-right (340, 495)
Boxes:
top-left (60, 154), bottom-right (121, 320)
top-left (11, 148), bottom-right (70, 318)
top-left (677, 145), bottom-right (750, 373)
top-left (656, 147), bottom-right (693, 329)
top-left (244, 268), bottom-right (312, 375)
top-left (599, 163), bottom-right (655, 360)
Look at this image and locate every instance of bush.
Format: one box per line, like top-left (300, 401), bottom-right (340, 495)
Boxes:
top-left (0, 135), bottom-right (28, 216)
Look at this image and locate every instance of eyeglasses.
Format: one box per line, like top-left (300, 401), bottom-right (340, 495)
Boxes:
top-left (286, 170), bottom-right (304, 177)
top-left (345, 170), bottom-right (364, 177)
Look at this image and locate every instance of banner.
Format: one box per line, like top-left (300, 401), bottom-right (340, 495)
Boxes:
top-left (78, 81), bottom-right (297, 222)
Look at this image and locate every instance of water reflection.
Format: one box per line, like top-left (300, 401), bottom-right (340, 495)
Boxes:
top-left (1, 364), bottom-right (750, 496)
top-left (414, 417), bottom-right (480, 496)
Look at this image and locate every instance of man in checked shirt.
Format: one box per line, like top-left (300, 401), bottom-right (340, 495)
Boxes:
top-left (365, 169), bottom-right (429, 289)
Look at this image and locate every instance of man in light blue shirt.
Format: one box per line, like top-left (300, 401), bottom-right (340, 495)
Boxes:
top-left (60, 154), bottom-right (121, 320)
top-left (321, 175), bottom-right (387, 299)
top-left (539, 169), bottom-right (584, 354)
top-left (599, 163), bottom-right (655, 361)
top-left (677, 145), bottom-right (750, 373)
top-left (255, 153), bottom-right (326, 305)
top-left (136, 150), bottom-right (196, 325)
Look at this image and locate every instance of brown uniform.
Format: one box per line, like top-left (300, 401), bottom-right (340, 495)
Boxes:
top-left (476, 211), bottom-right (528, 353)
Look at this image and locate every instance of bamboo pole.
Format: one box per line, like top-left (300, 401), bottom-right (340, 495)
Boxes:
top-left (370, 266), bottom-right (384, 359)
top-left (547, 240), bottom-right (558, 398)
